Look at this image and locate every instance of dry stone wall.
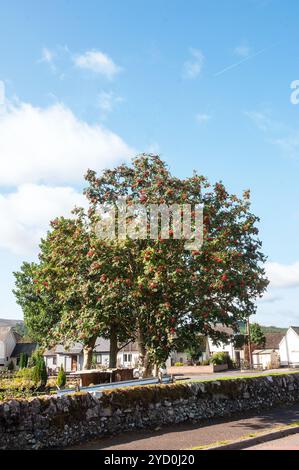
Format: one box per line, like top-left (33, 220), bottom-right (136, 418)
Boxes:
top-left (1, 372), bottom-right (299, 449)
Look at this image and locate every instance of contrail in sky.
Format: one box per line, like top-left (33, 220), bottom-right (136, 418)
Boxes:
top-left (214, 42), bottom-right (280, 77)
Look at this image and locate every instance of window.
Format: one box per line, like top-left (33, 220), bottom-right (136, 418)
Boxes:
top-left (96, 354), bottom-right (102, 364)
top-left (123, 353), bottom-right (132, 363)
top-left (52, 356), bottom-right (57, 365)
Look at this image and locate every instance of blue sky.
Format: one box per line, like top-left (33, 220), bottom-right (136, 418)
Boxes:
top-left (1, 0), bottom-right (299, 326)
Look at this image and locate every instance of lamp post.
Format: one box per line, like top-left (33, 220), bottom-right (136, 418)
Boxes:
top-left (246, 318), bottom-right (253, 369)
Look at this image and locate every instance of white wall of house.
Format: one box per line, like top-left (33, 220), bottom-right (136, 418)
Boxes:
top-left (207, 338), bottom-right (244, 363)
top-left (280, 328), bottom-right (299, 366)
top-left (252, 350), bottom-right (280, 370)
top-left (208, 338), bottom-right (234, 358)
top-left (45, 353), bottom-right (83, 373)
top-left (45, 355), bottom-right (57, 371)
top-left (95, 353), bottom-right (110, 367)
top-left (117, 351), bottom-right (139, 368)
top-left (0, 341), bottom-right (6, 367)
top-left (0, 340), bottom-right (5, 366)
top-left (0, 329), bottom-right (17, 367)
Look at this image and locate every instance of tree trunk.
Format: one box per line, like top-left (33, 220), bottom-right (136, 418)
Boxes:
top-left (109, 327), bottom-right (118, 368)
top-left (82, 336), bottom-right (97, 370)
top-left (137, 325), bottom-right (153, 377)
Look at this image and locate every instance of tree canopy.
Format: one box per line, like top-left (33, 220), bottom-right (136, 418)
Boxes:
top-left (14, 154), bottom-right (268, 374)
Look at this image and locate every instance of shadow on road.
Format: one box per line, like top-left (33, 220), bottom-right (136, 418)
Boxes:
top-left (68, 403), bottom-right (299, 450)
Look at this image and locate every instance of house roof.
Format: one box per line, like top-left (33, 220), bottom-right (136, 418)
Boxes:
top-left (11, 343), bottom-right (37, 357)
top-left (44, 342), bottom-right (83, 355)
top-left (94, 337), bottom-right (110, 353)
top-left (120, 341), bottom-right (139, 352)
top-left (253, 349), bottom-right (277, 355)
top-left (291, 326), bottom-right (299, 336)
top-left (264, 332), bottom-right (285, 350)
top-left (213, 324), bottom-right (234, 336)
top-left (44, 337), bottom-right (140, 356)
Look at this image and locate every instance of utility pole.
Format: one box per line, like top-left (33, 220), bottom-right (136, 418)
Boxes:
top-left (246, 318), bottom-right (253, 369)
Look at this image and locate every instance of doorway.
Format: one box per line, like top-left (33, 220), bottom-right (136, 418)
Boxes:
top-left (71, 355), bottom-right (78, 371)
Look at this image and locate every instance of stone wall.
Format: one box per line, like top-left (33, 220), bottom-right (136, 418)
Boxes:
top-left (1, 372), bottom-right (299, 449)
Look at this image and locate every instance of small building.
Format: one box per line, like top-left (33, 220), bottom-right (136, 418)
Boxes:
top-left (252, 332), bottom-right (284, 370)
top-left (279, 326), bottom-right (299, 367)
top-left (10, 342), bottom-right (37, 367)
top-left (44, 343), bottom-right (84, 374)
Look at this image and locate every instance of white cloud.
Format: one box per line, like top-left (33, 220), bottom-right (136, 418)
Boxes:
top-left (39, 47), bottom-right (56, 72)
top-left (266, 261), bottom-right (299, 288)
top-left (272, 134), bottom-right (299, 158)
top-left (257, 291), bottom-right (282, 303)
top-left (98, 91), bottom-right (124, 113)
top-left (41, 47), bottom-right (55, 64)
top-left (196, 113), bottom-right (211, 124)
top-left (244, 110), bottom-right (275, 132)
top-left (0, 184), bottom-right (87, 255)
top-left (234, 45), bottom-right (251, 58)
top-left (245, 110), bottom-right (299, 157)
top-left (74, 50), bottom-right (121, 79)
top-left (0, 98), bottom-right (133, 186)
top-left (183, 48), bottom-right (204, 79)
top-left (0, 81), bottom-right (5, 105)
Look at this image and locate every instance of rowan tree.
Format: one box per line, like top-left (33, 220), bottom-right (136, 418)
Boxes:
top-left (84, 154), bottom-right (268, 375)
top-left (14, 211), bottom-right (136, 369)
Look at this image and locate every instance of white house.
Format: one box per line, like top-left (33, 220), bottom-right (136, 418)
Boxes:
top-left (0, 327), bottom-right (17, 368)
top-left (117, 341), bottom-right (140, 368)
top-left (169, 325), bottom-right (244, 366)
top-left (207, 325), bottom-right (244, 364)
top-left (44, 337), bottom-right (139, 373)
top-left (42, 323), bottom-right (247, 373)
top-left (279, 327), bottom-right (299, 367)
top-left (0, 325), bottom-right (36, 369)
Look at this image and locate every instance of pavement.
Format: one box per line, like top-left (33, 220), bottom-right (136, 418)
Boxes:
top-left (246, 433), bottom-right (299, 450)
top-left (69, 403), bottom-right (299, 450)
top-left (175, 367), bottom-right (294, 382)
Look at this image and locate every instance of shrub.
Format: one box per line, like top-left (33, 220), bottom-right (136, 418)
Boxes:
top-left (7, 360), bottom-right (14, 371)
top-left (226, 355), bottom-right (234, 369)
top-left (210, 352), bottom-right (228, 365)
top-left (32, 351), bottom-right (47, 387)
top-left (202, 359), bottom-right (210, 365)
top-left (174, 362), bottom-right (184, 366)
top-left (19, 353), bottom-right (28, 369)
top-left (57, 365), bottom-right (66, 389)
top-left (16, 368), bottom-right (34, 380)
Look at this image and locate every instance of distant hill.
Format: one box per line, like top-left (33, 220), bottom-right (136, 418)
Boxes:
top-left (0, 318), bottom-right (24, 327)
top-left (0, 319), bottom-right (33, 342)
top-left (0, 319), bottom-right (27, 336)
top-left (260, 325), bottom-right (287, 334)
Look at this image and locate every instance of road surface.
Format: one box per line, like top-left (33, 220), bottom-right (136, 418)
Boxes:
top-left (175, 368), bottom-right (293, 382)
top-left (246, 433), bottom-right (299, 450)
top-left (69, 403), bottom-right (299, 450)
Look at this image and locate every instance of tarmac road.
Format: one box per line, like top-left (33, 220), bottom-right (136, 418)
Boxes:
top-left (69, 403), bottom-right (299, 450)
top-left (246, 433), bottom-right (299, 450)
